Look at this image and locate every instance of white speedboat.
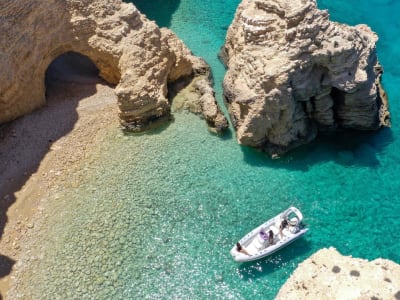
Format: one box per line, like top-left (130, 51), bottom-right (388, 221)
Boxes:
top-left (230, 206), bottom-right (308, 262)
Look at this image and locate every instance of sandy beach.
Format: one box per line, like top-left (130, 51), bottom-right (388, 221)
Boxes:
top-left (0, 54), bottom-right (119, 299)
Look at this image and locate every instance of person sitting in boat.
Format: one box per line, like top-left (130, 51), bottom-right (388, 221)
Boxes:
top-left (279, 219), bottom-right (288, 238)
top-left (236, 242), bottom-right (251, 256)
top-left (259, 229), bottom-right (268, 241)
top-left (268, 230), bottom-right (274, 245)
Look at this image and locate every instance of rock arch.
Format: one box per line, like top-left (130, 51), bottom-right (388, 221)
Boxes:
top-left (0, 0), bottom-right (227, 133)
top-left (45, 52), bottom-right (102, 87)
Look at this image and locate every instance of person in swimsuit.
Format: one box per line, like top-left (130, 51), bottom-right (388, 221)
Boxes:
top-left (236, 242), bottom-right (251, 256)
top-left (279, 219), bottom-right (288, 238)
top-left (268, 230), bottom-right (274, 245)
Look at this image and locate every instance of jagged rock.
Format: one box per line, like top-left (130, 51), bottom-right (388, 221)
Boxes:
top-left (222, 0), bottom-right (390, 155)
top-left (0, 0), bottom-right (227, 134)
top-left (167, 56), bottom-right (229, 134)
top-left (276, 247), bottom-right (400, 299)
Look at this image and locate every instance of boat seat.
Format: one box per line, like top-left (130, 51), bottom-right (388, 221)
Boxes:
top-left (257, 233), bottom-right (266, 244)
top-left (282, 228), bottom-right (293, 238)
top-left (289, 217), bottom-right (299, 226)
top-left (253, 232), bottom-right (268, 250)
top-left (246, 243), bottom-right (258, 255)
top-left (248, 231), bottom-right (268, 252)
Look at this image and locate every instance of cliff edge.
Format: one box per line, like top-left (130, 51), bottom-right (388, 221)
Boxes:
top-left (276, 247), bottom-right (400, 299)
top-left (222, 0), bottom-right (390, 155)
top-left (0, 0), bottom-right (227, 133)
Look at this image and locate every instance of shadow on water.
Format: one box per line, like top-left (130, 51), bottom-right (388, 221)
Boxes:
top-left (122, 118), bottom-right (235, 140)
top-left (241, 128), bottom-right (394, 171)
top-left (218, 127), bottom-right (234, 141)
top-left (237, 238), bottom-right (312, 281)
top-left (129, 0), bottom-right (181, 27)
top-left (0, 51), bottom-right (110, 297)
top-left (122, 117), bottom-right (174, 136)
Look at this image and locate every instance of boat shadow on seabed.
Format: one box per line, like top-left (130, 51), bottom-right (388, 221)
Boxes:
top-left (236, 238), bottom-right (312, 281)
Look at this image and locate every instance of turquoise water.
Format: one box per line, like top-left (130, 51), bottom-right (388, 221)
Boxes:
top-left (12, 0), bottom-right (400, 299)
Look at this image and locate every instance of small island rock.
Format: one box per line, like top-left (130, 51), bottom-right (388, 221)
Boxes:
top-left (222, 0), bottom-right (390, 155)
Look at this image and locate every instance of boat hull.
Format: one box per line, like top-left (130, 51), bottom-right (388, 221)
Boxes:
top-left (230, 228), bottom-right (308, 262)
top-left (230, 206), bottom-right (308, 263)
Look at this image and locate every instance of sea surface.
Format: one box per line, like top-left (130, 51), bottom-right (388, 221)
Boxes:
top-left (12, 0), bottom-right (400, 299)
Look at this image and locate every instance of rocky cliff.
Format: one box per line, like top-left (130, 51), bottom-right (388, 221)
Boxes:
top-left (0, 0), bottom-right (227, 133)
top-left (276, 247), bottom-right (400, 299)
top-left (222, 0), bottom-right (390, 155)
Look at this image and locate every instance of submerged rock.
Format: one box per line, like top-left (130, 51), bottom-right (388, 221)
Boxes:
top-left (276, 247), bottom-right (400, 299)
top-left (222, 0), bottom-right (390, 155)
top-left (0, 0), bottom-right (227, 134)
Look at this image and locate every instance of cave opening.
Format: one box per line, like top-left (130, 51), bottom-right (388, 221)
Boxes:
top-left (45, 51), bottom-right (102, 95)
top-left (331, 86), bottom-right (346, 128)
top-left (43, 51), bottom-right (114, 135)
top-left (43, 50), bottom-right (118, 126)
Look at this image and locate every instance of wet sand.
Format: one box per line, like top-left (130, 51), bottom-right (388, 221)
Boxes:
top-left (0, 55), bottom-right (119, 298)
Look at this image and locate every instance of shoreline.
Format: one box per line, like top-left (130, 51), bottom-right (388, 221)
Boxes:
top-left (0, 77), bottom-right (118, 299)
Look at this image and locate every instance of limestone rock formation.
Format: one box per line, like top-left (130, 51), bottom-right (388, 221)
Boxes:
top-left (276, 247), bottom-right (400, 299)
top-left (222, 0), bottom-right (390, 155)
top-left (0, 0), bottom-right (227, 133)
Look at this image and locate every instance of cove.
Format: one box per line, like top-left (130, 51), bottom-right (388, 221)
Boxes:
top-left (8, 0), bottom-right (400, 299)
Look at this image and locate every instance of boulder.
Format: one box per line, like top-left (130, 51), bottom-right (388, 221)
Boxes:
top-left (276, 247), bottom-right (400, 299)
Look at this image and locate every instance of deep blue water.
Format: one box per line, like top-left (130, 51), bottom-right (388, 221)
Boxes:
top-left (12, 0), bottom-right (400, 299)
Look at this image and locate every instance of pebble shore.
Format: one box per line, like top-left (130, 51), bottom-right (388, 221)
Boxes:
top-left (0, 72), bottom-right (118, 299)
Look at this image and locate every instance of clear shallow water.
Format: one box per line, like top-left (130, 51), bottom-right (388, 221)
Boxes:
top-left (13, 0), bottom-right (400, 299)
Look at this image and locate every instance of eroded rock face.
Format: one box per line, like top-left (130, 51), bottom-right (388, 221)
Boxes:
top-left (0, 0), bottom-right (227, 133)
top-left (276, 247), bottom-right (400, 299)
top-left (222, 0), bottom-right (390, 155)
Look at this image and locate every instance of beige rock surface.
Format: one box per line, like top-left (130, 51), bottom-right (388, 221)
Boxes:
top-left (0, 0), bottom-right (227, 133)
top-left (222, 0), bottom-right (390, 155)
top-left (276, 247), bottom-right (400, 300)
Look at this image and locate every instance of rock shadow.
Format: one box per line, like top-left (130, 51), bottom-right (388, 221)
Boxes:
top-left (241, 128), bottom-right (394, 171)
top-left (0, 255), bottom-right (15, 279)
top-left (0, 254), bottom-right (15, 299)
top-left (0, 51), bottom-right (113, 289)
top-left (130, 0), bottom-right (181, 27)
